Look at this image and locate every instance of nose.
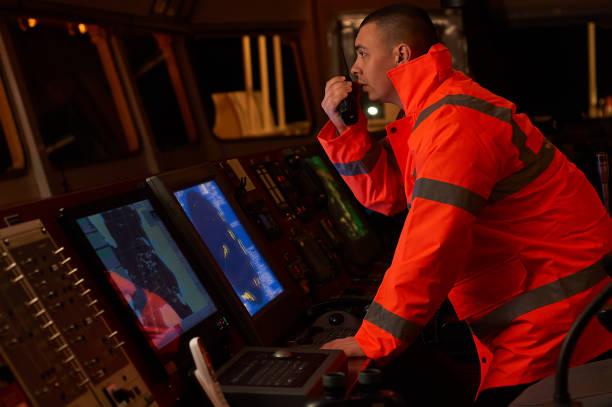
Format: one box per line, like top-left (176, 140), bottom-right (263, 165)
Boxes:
top-left (350, 61), bottom-right (361, 79)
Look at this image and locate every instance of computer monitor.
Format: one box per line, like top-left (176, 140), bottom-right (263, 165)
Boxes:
top-left (174, 181), bottom-right (283, 316)
top-left (146, 163), bottom-right (303, 345)
top-left (305, 155), bottom-right (369, 242)
top-left (303, 154), bottom-right (381, 266)
top-left (60, 188), bottom-right (236, 372)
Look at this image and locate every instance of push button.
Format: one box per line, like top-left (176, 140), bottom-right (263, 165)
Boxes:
top-left (328, 312), bottom-right (345, 326)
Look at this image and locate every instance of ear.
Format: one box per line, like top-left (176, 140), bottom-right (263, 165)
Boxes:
top-left (394, 43), bottom-right (412, 65)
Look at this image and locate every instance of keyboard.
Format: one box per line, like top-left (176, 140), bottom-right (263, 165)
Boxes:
top-left (215, 347), bottom-right (347, 407)
top-left (218, 350), bottom-right (328, 388)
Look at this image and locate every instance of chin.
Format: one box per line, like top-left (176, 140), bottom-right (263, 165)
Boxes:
top-left (366, 92), bottom-right (379, 102)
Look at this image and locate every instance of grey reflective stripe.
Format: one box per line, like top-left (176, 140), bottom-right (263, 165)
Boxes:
top-left (380, 138), bottom-right (400, 173)
top-left (470, 258), bottom-right (610, 339)
top-left (413, 94), bottom-right (556, 202)
top-left (365, 301), bottom-right (422, 342)
top-left (414, 95), bottom-right (511, 133)
top-left (413, 178), bottom-right (486, 215)
top-left (333, 142), bottom-right (382, 176)
top-left (488, 139), bottom-right (555, 203)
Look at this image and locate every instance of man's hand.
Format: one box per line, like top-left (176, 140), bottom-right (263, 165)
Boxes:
top-left (321, 76), bottom-right (354, 134)
top-left (321, 336), bottom-right (365, 358)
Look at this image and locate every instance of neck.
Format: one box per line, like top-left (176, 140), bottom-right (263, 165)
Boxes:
top-left (389, 90), bottom-right (402, 107)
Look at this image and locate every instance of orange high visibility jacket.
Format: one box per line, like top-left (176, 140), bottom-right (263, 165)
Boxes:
top-left (318, 43), bottom-right (612, 392)
top-left (108, 271), bottom-right (182, 353)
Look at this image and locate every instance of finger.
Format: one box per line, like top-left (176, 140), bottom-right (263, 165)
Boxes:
top-left (320, 338), bottom-right (341, 350)
top-left (325, 76), bottom-right (351, 93)
top-left (323, 90), bottom-right (348, 107)
top-left (324, 80), bottom-right (353, 105)
top-left (324, 76), bottom-right (346, 91)
top-left (322, 92), bottom-right (348, 114)
top-left (324, 83), bottom-right (353, 105)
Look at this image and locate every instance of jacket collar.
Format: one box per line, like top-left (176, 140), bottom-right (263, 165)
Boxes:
top-left (386, 43), bottom-right (453, 115)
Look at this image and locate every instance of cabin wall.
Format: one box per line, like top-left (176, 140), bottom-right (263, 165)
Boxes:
top-left (0, 0), bottom-right (611, 209)
top-left (0, 174), bottom-right (40, 207)
top-left (190, 0), bottom-right (310, 23)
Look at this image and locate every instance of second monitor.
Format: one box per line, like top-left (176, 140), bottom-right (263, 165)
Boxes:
top-left (146, 163), bottom-right (304, 345)
top-left (174, 180), bottom-right (283, 316)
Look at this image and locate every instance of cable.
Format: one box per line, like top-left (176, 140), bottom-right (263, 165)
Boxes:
top-left (554, 281), bottom-right (612, 407)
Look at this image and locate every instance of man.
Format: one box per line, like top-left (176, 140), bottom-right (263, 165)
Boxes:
top-left (318, 3), bottom-right (612, 405)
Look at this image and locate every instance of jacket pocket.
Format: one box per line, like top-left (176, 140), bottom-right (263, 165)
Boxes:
top-left (449, 257), bottom-right (527, 321)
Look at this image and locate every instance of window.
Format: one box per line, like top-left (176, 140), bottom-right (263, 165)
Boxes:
top-left (498, 22), bottom-right (612, 120)
top-left (122, 33), bottom-right (196, 149)
top-left (9, 18), bottom-right (137, 169)
top-left (504, 24), bottom-right (588, 120)
top-left (0, 127), bottom-right (11, 174)
top-left (0, 66), bottom-right (24, 175)
top-left (596, 24), bottom-right (612, 117)
top-left (186, 34), bottom-right (311, 139)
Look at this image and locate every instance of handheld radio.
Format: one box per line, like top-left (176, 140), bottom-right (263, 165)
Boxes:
top-left (336, 44), bottom-right (359, 126)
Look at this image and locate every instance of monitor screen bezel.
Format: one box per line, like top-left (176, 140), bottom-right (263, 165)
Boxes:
top-left (145, 163), bottom-right (304, 346)
top-left (59, 186), bottom-right (234, 372)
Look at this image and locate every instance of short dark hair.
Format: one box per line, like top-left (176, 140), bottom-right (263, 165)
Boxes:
top-left (360, 3), bottom-right (438, 57)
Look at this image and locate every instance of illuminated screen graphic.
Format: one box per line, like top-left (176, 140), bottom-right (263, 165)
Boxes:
top-left (306, 155), bottom-right (368, 240)
top-left (174, 180), bottom-right (283, 315)
top-left (76, 199), bottom-right (217, 353)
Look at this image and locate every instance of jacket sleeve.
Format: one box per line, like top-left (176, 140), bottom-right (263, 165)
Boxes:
top-left (354, 107), bottom-right (500, 362)
top-left (317, 112), bottom-right (407, 216)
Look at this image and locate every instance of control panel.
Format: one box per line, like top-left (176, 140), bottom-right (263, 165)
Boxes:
top-left (0, 220), bottom-right (156, 407)
top-left (218, 144), bottom-right (387, 303)
top-left (0, 143), bottom-right (402, 406)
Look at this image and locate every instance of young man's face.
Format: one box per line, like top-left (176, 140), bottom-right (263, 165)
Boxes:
top-left (351, 22), bottom-right (397, 104)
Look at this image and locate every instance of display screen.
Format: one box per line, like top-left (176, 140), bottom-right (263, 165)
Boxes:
top-left (76, 199), bottom-right (217, 354)
top-left (306, 155), bottom-right (368, 240)
top-left (174, 180), bottom-right (283, 316)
